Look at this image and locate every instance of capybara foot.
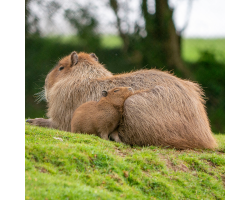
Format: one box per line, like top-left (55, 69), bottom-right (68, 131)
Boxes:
top-left (26, 118), bottom-right (52, 128)
top-left (100, 132), bottom-right (109, 140)
top-left (109, 131), bottom-right (122, 143)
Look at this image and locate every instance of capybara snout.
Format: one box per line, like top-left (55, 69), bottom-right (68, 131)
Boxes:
top-left (104, 87), bottom-right (133, 96)
top-left (102, 87), bottom-right (133, 98)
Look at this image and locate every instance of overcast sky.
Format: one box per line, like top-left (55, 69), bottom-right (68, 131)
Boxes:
top-left (34, 0), bottom-right (225, 38)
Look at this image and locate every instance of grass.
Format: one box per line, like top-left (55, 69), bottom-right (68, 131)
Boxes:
top-left (25, 123), bottom-right (225, 200)
top-left (43, 35), bottom-right (124, 49)
top-left (99, 35), bottom-right (225, 63)
top-left (45, 35), bottom-right (225, 63)
top-left (182, 38), bottom-right (225, 63)
top-left (100, 35), bottom-right (124, 49)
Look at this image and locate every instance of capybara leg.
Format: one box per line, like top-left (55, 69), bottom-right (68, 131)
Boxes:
top-left (109, 131), bottom-right (122, 143)
top-left (26, 118), bottom-right (52, 128)
top-left (100, 132), bottom-right (109, 140)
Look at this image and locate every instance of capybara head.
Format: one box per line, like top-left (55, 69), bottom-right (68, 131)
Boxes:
top-left (101, 87), bottom-right (134, 106)
top-left (44, 51), bottom-right (110, 101)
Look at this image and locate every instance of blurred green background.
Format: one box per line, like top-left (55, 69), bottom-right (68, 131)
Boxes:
top-left (25, 0), bottom-right (225, 133)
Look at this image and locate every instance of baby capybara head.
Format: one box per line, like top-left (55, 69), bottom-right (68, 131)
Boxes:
top-left (101, 87), bottom-right (134, 106)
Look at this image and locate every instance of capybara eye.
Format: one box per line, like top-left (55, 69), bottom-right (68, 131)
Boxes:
top-left (114, 89), bottom-right (119, 92)
top-left (59, 66), bottom-right (64, 71)
top-left (102, 90), bottom-right (108, 97)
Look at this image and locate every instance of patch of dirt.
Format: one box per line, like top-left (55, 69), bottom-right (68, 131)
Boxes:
top-left (215, 150), bottom-right (225, 155)
top-left (221, 174), bottom-right (225, 187)
top-left (34, 166), bottom-right (48, 173)
top-left (113, 147), bottom-right (133, 157)
top-left (166, 160), bottom-right (189, 172)
top-left (158, 154), bottom-right (189, 172)
top-left (40, 168), bottom-right (48, 173)
top-left (204, 159), bottom-right (217, 167)
top-left (108, 173), bottom-right (123, 183)
top-left (123, 171), bottom-right (129, 178)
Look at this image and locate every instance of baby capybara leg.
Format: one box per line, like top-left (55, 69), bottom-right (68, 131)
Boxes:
top-left (109, 131), bottom-right (122, 143)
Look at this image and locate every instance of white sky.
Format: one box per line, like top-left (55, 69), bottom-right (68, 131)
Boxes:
top-left (172, 0), bottom-right (225, 38)
top-left (34, 0), bottom-right (225, 38)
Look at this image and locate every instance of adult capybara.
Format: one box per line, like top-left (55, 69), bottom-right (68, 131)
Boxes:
top-left (26, 51), bottom-right (217, 149)
top-left (71, 87), bottom-right (133, 142)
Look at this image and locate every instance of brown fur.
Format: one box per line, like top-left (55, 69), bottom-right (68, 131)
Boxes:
top-left (71, 87), bottom-right (133, 142)
top-left (27, 51), bottom-right (217, 149)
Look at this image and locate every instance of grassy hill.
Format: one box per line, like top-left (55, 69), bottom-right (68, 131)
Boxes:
top-left (25, 123), bottom-right (225, 200)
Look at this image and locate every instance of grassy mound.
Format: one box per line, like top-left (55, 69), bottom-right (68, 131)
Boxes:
top-left (25, 123), bottom-right (225, 200)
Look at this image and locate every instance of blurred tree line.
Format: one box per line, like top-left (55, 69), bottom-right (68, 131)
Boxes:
top-left (25, 0), bottom-right (225, 133)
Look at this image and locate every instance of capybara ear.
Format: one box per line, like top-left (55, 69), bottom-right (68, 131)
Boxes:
top-left (102, 90), bottom-right (108, 97)
top-left (70, 51), bottom-right (78, 66)
top-left (90, 53), bottom-right (98, 62)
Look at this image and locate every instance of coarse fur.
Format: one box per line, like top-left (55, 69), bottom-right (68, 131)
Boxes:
top-left (27, 51), bottom-right (217, 149)
top-left (71, 87), bottom-right (133, 143)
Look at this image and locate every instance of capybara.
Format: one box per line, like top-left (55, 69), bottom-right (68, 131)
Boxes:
top-left (71, 87), bottom-right (133, 142)
top-left (26, 51), bottom-right (217, 149)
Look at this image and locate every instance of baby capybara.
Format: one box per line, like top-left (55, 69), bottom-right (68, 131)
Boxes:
top-left (71, 87), bottom-right (133, 142)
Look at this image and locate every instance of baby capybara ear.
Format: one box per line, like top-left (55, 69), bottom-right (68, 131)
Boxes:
top-left (90, 53), bottom-right (98, 62)
top-left (70, 51), bottom-right (78, 66)
top-left (102, 90), bottom-right (108, 97)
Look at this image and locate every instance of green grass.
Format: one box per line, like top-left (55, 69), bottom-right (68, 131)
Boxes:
top-left (182, 38), bottom-right (225, 63)
top-left (100, 35), bottom-right (124, 49)
top-left (45, 35), bottom-right (225, 63)
top-left (44, 35), bottom-right (124, 49)
top-left (99, 35), bottom-right (225, 63)
top-left (25, 123), bottom-right (225, 200)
